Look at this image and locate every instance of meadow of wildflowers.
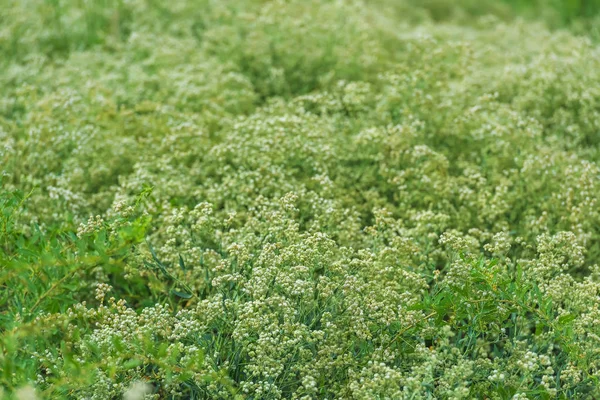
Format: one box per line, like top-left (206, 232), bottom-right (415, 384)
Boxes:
top-left (1, 0), bottom-right (600, 398)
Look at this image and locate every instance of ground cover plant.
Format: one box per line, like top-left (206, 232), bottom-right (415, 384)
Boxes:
top-left (2, 0), bottom-right (600, 398)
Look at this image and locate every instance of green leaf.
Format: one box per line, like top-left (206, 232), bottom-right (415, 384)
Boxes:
top-left (172, 289), bottom-right (192, 299)
top-left (558, 314), bottom-right (576, 326)
top-left (123, 359), bottom-right (143, 370)
top-left (147, 241), bottom-right (164, 268)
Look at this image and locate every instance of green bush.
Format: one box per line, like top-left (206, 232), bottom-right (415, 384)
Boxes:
top-left (2, 0), bottom-right (600, 399)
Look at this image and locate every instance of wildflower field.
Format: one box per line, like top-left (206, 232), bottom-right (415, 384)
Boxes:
top-left (2, 0), bottom-right (600, 398)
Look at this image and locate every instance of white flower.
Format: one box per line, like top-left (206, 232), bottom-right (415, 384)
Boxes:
top-left (123, 381), bottom-right (152, 400)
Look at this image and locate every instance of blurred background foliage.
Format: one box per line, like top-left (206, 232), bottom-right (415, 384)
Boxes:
top-left (407, 0), bottom-right (600, 23)
top-left (1, 0), bottom-right (599, 64)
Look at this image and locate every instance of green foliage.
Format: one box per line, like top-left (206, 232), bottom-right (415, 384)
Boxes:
top-left (1, 0), bottom-right (600, 399)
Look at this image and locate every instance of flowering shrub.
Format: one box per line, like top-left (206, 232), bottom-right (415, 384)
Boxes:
top-left (2, 0), bottom-right (600, 399)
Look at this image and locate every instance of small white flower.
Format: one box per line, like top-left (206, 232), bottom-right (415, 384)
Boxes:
top-left (123, 381), bottom-right (152, 400)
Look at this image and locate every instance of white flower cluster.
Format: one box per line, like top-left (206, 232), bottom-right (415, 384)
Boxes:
top-left (3, 0), bottom-right (600, 398)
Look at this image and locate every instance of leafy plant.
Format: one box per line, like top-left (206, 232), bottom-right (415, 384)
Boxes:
top-left (1, 0), bottom-right (600, 399)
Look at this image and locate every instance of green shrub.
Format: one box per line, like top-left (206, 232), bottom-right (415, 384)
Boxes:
top-left (2, 0), bottom-right (600, 399)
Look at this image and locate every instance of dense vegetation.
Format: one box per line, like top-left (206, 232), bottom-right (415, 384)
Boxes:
top-left (2, 0), bottom-right (600, 398)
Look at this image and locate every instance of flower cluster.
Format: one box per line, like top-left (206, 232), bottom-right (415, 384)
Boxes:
top-left (2, 0), bottom-right (600, 399)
